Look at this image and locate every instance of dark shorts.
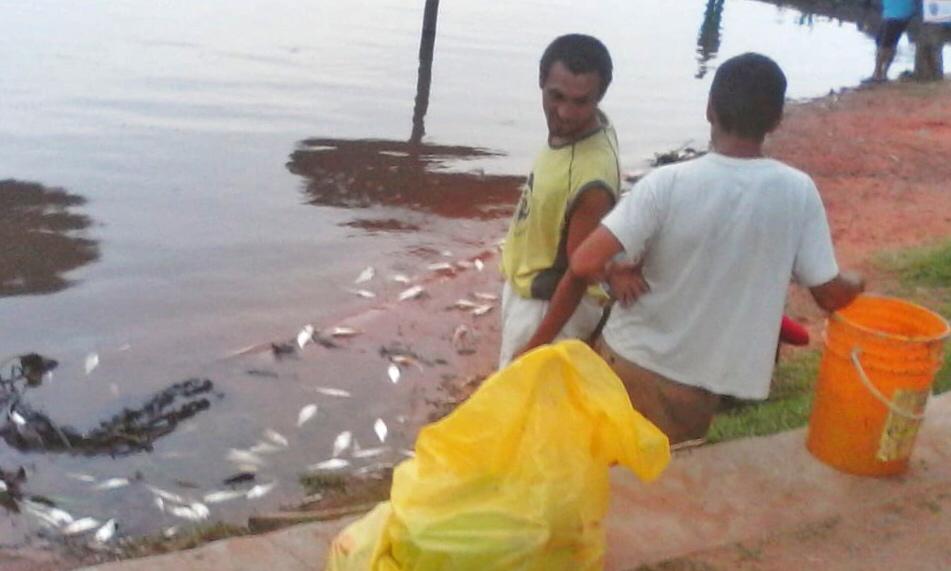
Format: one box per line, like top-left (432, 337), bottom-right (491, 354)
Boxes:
top-left (877, 18), bottom-right (911, 49)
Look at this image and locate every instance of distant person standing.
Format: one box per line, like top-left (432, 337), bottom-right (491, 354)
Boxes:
top-left (870, 0), bottom-right (918, 82)
top-left (498, 34), bottom-right (621, 367)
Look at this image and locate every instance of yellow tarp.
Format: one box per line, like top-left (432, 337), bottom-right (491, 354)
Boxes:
top-left (325, 340), bottom-right (670, 571)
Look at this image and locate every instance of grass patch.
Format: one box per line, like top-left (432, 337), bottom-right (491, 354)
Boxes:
top-left (708, 239), bottom-right (951, 443)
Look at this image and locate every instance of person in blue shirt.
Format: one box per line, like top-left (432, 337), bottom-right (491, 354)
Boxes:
top-left (870, 0), bottom-right (919, 81)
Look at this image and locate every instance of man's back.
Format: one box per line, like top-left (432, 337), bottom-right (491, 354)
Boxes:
top-left (601, 153), bottom-right (838, 399)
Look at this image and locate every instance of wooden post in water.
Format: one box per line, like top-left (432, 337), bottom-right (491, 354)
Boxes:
top-left (411, 0), bottom-right (440, 144)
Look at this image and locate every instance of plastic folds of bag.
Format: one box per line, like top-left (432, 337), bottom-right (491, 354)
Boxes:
top-left (325, 340), bottom-right (670, 571)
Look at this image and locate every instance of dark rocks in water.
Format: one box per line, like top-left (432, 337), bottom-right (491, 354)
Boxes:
top-left (0, 466), bottom-right (27, 512)
top-left (0, 353), bottom-right (58, 390)
top-left (651, 146), bottom-right (706, 167)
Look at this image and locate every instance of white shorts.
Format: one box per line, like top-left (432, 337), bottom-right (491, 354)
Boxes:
top-left (498, 281), bottom-right (605, 368)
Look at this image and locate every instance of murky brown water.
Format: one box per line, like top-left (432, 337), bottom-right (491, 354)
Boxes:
top-left (0, 0), bottom-right (913, 548)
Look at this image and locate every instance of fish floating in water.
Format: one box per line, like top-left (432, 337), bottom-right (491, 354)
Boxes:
top-left (227, 449), bottom-right (265, 467)
top-left (374, 419), bottom-right (388, 444)
top-left (94, 519), bottom-right (117, 543)
top-left (308, 458), bottom-right (349, 471)
top-left (349, 289), bottom-right (376, 299)
top-left (353, 446), bottom-right (388, 459)
top-left (398, 285), bottom-right (424, 301)
top-left (427, 262), bottom-right (454, 272)
top-left (313, 386), bottom-right (351, 398)
top-left (297, 325), bottom-right (315, 349)
top-left (203, 489), bottom-right (246, 504)
top-left (472, 304), bottom-right (493, 317)
top-left (94, 478), bottom-right (130, 491)
top-left (451, 299), bottom-right (480, 310)
top-left (387, 364), bottom-right (401, 384)
top-left (354, 266), bottom-right (375, 284)
top-left (246, 482), bottom-right (276, 499)
top-left (63, 517), bottom-right (100, 536)
top-left (263, 429), bottom-right (290, 448)
top-left (332, 431), bottom-right (352, 457)
top-left (84, 353), bottom-right (100, 375)
top-left (391, 274), bottom-right (411, 284)
top-left (473, 292), bottom-right (498, 301)
top-left (297, 404), bottom-right (318, 427)
top-left (328, 326), bottom-right (361, 338)
top-left (474, 259), bottom-right (485, 272)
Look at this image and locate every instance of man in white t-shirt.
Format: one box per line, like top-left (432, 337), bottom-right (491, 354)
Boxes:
top-left (517, 53), bottom-right (864, 443)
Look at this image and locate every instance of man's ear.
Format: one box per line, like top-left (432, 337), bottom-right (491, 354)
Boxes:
top-left (705, 98), bottom-right (715, 125)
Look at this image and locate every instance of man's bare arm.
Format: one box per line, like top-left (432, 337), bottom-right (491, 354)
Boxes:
top-left (809, 271), bottom-right (865, 312)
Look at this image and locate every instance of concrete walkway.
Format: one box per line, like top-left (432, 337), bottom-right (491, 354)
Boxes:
top-left (83, 393), bottom-right (951, 571)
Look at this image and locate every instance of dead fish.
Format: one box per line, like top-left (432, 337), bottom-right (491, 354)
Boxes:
top-left (455, 260), bottom-right (474, 269)
top-left (473, 292), bottom-right (498, 301)
top-left (263, 429), bottom-right (290, 448)
top-left (297, 404), bottom-right (318, 427)
top-left (354, 266), bottom-right (375, 284)
top-left (84, 353), bottom-right (99, 375)
top-left (246, 482), bottom-right (276, 499)
top-left (147, 486), bottom-right (187, 505)
top-left (249, 441), bottom-right (282, 455)
top-left (190, 502), bottom-right (210, 519)
top-left (332, 431), bottom-right (352, 457)
top-left (168, 505), bottom-right (204, 522)
top-left (374, 418), bottom-right (388, 444)
top-left (474, 259), bottom-right (485, 271)
top-left (297, 324), bottom-right (315, 349)
top-left (398, 285), bottom-right (424, 301)
top-left (352, 447), bottom-right (388, 459)
top-left (389, 355), bottom-right (423, 370)
top-left (66, 473), bottom-right (97, 483)
top-left (354, 462), bottom-right (393, 476)
top-left (9, 409), bottom-right (26, 426)
top-left (227, 449), bottom-right (265, 466)
top-left (387, 363), bottom-right (401, 384)
top-left (308, 458), bottom-right (349, 471)
top-left (203, 490), bottom-right (246, 504)
top-left (63, 517), bottom-right (100, 535)
top-left (451, 299), bottom-right (480, 310)
top-left (328, 326), bottom-right (361, 338)
top-left (94, 519), bottom-right (117, 543)
top-left (313, 386), bottom-right (351, 398)
top-left (472, 304), bottom-right (493, 317)
top-left (349, 289), bottom-right (377, 299)
top-left (94, 478), bottom-right (129, 491)
top-left (0, 480), bottom-right (6, 493)
top-left (400, 449), bottom-right (416, 458)
top-left (154, 497), bottom-right (165, 512)
top-left (427, 262), bottom-right (454, 272)
top-left (163, 526), bottom-right (179, 538)
top-left (391, 274), bottom-right (412, 284)
top-left (441, 250), bottom-right (453, 257)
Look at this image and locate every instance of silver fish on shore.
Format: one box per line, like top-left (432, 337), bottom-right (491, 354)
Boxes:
top-left (387, 363), bottom-right (401, 384)
top-left (313, 386), bottom-right (351, 398)
top-left (297, 325), bottom-right (315, 349)
top-left (297, 404), bottom-right (318, 427)
top-left (329, 326), bottom-right (361, 338)
top-left (472, 304), bottom-right (493, 317)
top-left (354, 266), bottom-right (375, 284)
top-left (349, 288), bottom-right (377, 299)
top-left (474, 259), bottom-right (485, 271)
top-left (427, 262), bottom-right (454, 272)
top-left (352, 446), bottom-right (388, 459)
top-left (246, 482), bottom-right (276, 499)
top-left (168, 505), bottom-right (205, 522)
top-left (84, 353), bottom-right (99, 375)
top-left (374, 418), bottom-right (388, 444)
top-left (389, 355), bottom-right (423, 370)
top-left (63, 517), bottom-right (100, 535)
top-left (308, 458), bottom-right (349, 471)
top-left (264, 429), bottom-right (290, 447)
top-left (332, 431), bottom-right (352, 457)
top-left (398, 285), bottom-right (424, 301)
top-left (190, 502), bottom-right (210, 519)
top-left (203, 490), bottom-right (246, 504)
top-left (94, 519), bottom-right (117, 543)
top-left (227, 449), bottom-right (265, 466)
top-left (473, 292), bottom-right (498, 301)
top-left (94, 478), bottom-right (129, 490)
top-left (451, 299), bottom-right (480, 309)
top-left (147, 486), bottom-right (187, 505)
top-left (391, 274), bottom-right (412, 284)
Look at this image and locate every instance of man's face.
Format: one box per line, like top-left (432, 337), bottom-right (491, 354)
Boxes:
top-left (541, 60), bottom-right (603, 140)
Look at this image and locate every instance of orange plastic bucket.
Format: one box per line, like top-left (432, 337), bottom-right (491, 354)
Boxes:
top-left (807, 294), bottom-right (949, 476)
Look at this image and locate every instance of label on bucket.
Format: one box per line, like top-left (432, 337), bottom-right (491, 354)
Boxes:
top-left (877, 389), bottom-right (929, 462)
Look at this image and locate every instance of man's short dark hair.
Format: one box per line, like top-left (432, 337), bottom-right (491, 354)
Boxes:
top-left (539, 34), bottom-right (613, 99)
top-left (709, 53), bottom-right (787, 141)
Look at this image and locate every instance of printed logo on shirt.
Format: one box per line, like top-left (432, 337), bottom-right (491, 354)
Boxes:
top-left (514, 173), bottom-right (534, 223)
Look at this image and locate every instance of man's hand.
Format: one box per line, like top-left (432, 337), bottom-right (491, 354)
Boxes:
top-left (606, 260), bottom-right (649, 307)
top-left (810, 270), bottom-right (865, 312)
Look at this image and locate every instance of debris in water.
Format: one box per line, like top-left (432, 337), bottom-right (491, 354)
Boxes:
top-left (297, 404), bottom-right (318, 427)
top-left (349, 289), bottom-right (377, 299)
top-left (354, 266), bottom-right (375, 284)
top-left (222, 472), bottom-right (256, 486)
top-left (332, 431), bottom-right (352, 457)
top-left (329, 326), bottom-right (361, 338)
top-left (391, 274), bottom-right (411, 284)
top-left (374, 419), bottom-right (388, 443)
top-left (472, 304), bottom-right (493, 317)
top-left (474, 259), bottom-right (485, 271)
top-left (263, 429), bottom-right (290, 448)
top-left (94, 519), bottom-right (117, 543)
top-left (296, 325), bottom-right (315, 349)
top-left (94, 478), bottom-right (129, 491)
top-left (308, 458), bottom-right (349, 471)
top-left (398, 285), bottom-right (424, 301)
top-left (313, 386), bottom-right (351, 398)
top-left (227, 449), bottom-right (264, 466)
top-left (84, 353), bottom-right (99, 375)
top-left (203, 490), bottom-right (246, 504)
top-left (387, 364), bottom-right (401, 384)
top-left (473, 292), bottom-right (498, 301)
top-left (63, 517), bottom-right (100, 535)
top-left (246, 482), bottom-right (276, 499)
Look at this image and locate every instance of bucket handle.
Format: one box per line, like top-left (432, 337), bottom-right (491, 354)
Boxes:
top-left (850, 348), bottom-right (925, 421)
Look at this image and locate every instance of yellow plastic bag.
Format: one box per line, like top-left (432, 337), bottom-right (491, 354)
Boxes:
top-left (325, 340), bottom-right (670, 571)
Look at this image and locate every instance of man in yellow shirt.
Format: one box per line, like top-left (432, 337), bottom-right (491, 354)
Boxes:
top-left (499, 34), bottom-right (620, 367)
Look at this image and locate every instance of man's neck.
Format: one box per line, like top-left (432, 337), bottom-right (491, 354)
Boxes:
top-left (711, 131), bottom-right (765, 158)
top-left (549, 112), bottom-right (603, 147)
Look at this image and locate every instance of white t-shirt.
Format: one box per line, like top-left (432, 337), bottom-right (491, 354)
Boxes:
top-left (601, 153), bottom-right (839, 399)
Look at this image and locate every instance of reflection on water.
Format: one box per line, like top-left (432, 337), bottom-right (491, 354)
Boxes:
top-left (287, 139), bottom-right (522, 220)
top-left (0, 179), bottom-right (99, 297)
top-left (696, 0), bottom-right (726, 79)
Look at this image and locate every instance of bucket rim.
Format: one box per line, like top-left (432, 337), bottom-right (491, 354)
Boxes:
top-left (831, 294), bottom-right (951, 344)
